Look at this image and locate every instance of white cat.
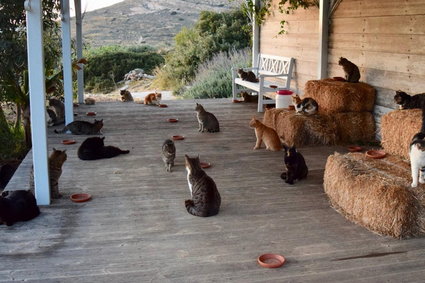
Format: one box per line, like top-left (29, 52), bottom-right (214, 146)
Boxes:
top-left (409, 133), bottom-right (425, 188)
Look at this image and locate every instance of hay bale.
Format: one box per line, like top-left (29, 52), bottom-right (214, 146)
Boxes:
top-left (324, 152), bottom-right (425, 238)
top-left (381, 109), bottom-right (421, 160)
top-left (262, 109), bottom-right (375, 146)
top-left (263, 108), bottom-right (337, 146)
top-left (304, 80), bottom-right (376, 114)
top-left (333, 112), bottom-right (376, 144)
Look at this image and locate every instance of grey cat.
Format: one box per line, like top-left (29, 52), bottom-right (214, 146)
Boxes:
top-left (54, 119), bottom-right (103, 135)
top-left (162, 139), bottom-right (176, 172)
top-left (338, 57), bottom-right (360, 83)
top-left (48, 98), bottom-right (65, 125)
top-left (195, 103), bottom-right (220, 133)
top-left (184, 155), bottom-right (221, 217)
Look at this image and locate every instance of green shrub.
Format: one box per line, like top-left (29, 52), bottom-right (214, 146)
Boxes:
top-left (84, 45), bottom-right (164, 93)
top-left (153, 8), bottom-right (251, 92)
top-left (180, 48), bottom-right (251, 99)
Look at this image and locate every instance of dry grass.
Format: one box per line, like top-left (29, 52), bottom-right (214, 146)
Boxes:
top-left (324, 152), bottom-right (425, 238)
top-left (381, 109), bottom-right (422, 160)
top-left (263, 109), bottom-right (375, 147)
top-left (305, 79), bottom-right (376, 114)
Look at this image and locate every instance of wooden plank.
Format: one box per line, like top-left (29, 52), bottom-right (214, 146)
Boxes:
top-left (333, 0), bottom-right (425, 18)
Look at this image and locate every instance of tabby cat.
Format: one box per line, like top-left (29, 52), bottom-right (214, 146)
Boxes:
top-left (394, 90), bottom-right (425, 110)
top-left (78, 137), bottom-right (130, 160)
top-left (48, 98), bottom-right (65, 125)
top-left (84, 97), bottom-right (96, 105)
top-left (249, 116), bottom-right (282, 151)
top-left (184, 155), bottom-right (221, 217)
top-left (162, 139), bottom-right (176, 172)
top-left (241, 91), bottom-right (258, 103)
top-left (144, 92), bottom-right (162, 105)
top-left (338, 57), bottom-right (360, 83)
top-left (280, 144), bottom-right (308, 185)
top-left (54, 119), bottom-right (103, 135)
top-left (291, 94), bottom-right (319, 115)
top-left (237, 68), bottom-right (259, 83)
top-left (0, 190), bottom-right (40, 226)
top-left (120, 89), bottom-right (134, 102)
top-left (195, 103), bottom-right (220, 133)
top-left (410, 105), bottom-right (425, 188)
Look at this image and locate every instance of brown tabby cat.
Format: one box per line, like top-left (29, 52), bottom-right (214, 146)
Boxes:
top-left (338, 57), bottom-right (360, 83)
top-left (30, 148), bottom-right (67, 199)
top-left (54, 119), bottom-right (103, 135)
top-left (184, 155), bottom-right (221, 217)
top-left (48, 148), bottom-right (67, 198)
top-left (238, 68), bottom-right (259, 83)
top-left (84, 97), bottom-right (96, 105)
top-left (120, 89), bottom-right (134, 102)
top-left (249, 116), bottom-right (282, 151)
top-left (144, 92), bottom-right (162, 105)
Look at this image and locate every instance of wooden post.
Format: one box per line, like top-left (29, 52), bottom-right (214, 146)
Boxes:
top-left (252, 0), bottom-right (260, 68)
top-left (61, 0), bottom-right (74, 125)
top-left (318, 0), bottom-right (330, 79)
top-left (25, 0), bottom-right (51, 205)
top-left (74, 0), bottom-right (85, 104)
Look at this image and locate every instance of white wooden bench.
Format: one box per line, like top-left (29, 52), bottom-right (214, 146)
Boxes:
top-left (232, 54), bottom-right (295, 112)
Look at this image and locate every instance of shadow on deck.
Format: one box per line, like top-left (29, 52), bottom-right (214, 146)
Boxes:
top-left (2, 99), bottom-right (425, 282)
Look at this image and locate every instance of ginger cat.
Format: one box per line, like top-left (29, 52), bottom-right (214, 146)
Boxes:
top-left (249, 116), bottom-right (282, 151)
top-left (144, 92), bottom-right (162, 105)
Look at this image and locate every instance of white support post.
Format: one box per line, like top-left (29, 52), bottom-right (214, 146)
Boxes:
top-left (25, 0), bottom-right (51, 205)
top-left (252, 0), bottom-right (260, 68)
top-left (61, 0), bottom-right (74, 125)
top-left (74, 0), bottom-right (85, 104)
top-left (318, 0), bottom-right (330, 79)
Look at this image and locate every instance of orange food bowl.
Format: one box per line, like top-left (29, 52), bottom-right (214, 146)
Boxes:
top-left (257, 254), bottom-right (286, 268)
top-left (347, 146), bottom-right (362, 152)
top-left (70, 193), bottom-right (92, 203)
top-left (366, 150), bottom-right (387, 159)
top-left (62, 139), bottom-right (76, 145)
top-left (86, 111), bottom-right (96, 116)
top-left (172, 135), bottom-right (185, 141)
top-left (200, 162), bottom-right (211, 169)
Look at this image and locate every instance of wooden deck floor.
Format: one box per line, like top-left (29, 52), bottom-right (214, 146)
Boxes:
top-left (2, 99), bottom-right (425, 282)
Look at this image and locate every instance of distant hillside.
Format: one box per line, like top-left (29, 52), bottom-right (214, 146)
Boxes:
top-left (73, 0), bottom-right (240, 48)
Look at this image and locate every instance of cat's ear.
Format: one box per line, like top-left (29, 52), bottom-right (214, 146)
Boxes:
top-left (101, 137), bottom-right (105, 140)
top-left (282, 143), bottom-right (289, 151)
top-left (52, 147), bottom-right (56, 151)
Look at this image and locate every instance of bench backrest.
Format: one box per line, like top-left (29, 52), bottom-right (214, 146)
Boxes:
top-left (257, 54), bottom-right (294, 77)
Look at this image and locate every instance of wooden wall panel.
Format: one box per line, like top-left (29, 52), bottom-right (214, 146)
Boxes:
top-left (260, 0), bottom-right (319, 94)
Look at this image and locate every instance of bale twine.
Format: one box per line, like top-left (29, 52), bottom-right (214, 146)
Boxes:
top-left (381, 109), bottom-right (422, 160)
top-left (304, 79), bottom-right (376, 114)
top-left (324, 152), bottom-right (425, 238)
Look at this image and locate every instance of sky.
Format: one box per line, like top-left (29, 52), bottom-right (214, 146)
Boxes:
top-left (70, 0), bottom-right (125, 16)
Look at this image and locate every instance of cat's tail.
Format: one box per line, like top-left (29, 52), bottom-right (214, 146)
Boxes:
top-left (120, 150), bottom-right (130, 154)
top-left (54, 126), bottom-right (67, 134)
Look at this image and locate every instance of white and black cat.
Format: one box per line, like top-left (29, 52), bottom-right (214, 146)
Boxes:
top-left (280, 144), bottom-right (308, 185)
top-left (195, 103), bottom-right (220, 133)
top-left (292, 94), bottom-right (319, 115)
top-left (184, 155), bottom-right (221, 217)
top-left (78, 137), bottom-right (130, 160)
top-left (409, 105), bottom-right (425, 188)
top-left (0, 190), bottom-right (40, 226)
top-left (394, 90), bottom-right (425, 110)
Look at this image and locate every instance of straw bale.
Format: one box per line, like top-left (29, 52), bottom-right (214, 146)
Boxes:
top-left (304, 80), bottom-right (376, 114)
top-left (381, 109), bottom-right (422, 160)
top-left (262, 109), bottom-right (375, 146)
top-left (263, 108), bottom-right (337, 146)
top-left (324, 152), bottom-right (425, 238)
top-left (333, 112), bottom-right (376, 144)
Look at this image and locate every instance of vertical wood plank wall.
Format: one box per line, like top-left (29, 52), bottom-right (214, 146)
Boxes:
top-left (260, 0), bottom-right (319, 94)
top-left (260, 0), bottom-right (425, 137)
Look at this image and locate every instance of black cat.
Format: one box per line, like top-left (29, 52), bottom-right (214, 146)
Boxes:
top-left (78, 137), bottom-right (130, 160)
top-left (280, 145), bottom-right (308, 185)
top-left (238, 68), bottom-right (259, 83)
top-left (394, 90), bottom-right (425, 110)
top-left (0, 190), bottom-right (40, 226)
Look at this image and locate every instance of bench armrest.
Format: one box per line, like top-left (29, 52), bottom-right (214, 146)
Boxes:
top-left (259, 73), bottom-right (290, 78)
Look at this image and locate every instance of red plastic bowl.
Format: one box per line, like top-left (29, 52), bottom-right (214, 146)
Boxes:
top-left (172, 135), bottom-right (185, 141)
top-left (200, 162), bottom-right (211, 169)
top-left (366, 150), bottom-right (387, 159)
top-left (333, 76), bottom-right (346, 82)
top-left (62, 139), bottom-right (76, 145)
top-left (232, 99), bottom-right (243, 103)
top-left (269, 85), bottom-right (278, 89)
top-left (347, 146), bottom-right (362, 152)
top-left (168, 118), bottom-right (179, 123)
top-left (86, 111), bottom-right (96, 116)
top-left (257, 254), bottom-right (286, 268)
top-left (158, 104), bottom-right (168, 108)
top-left (70, 193), bottom-right (92, 203)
